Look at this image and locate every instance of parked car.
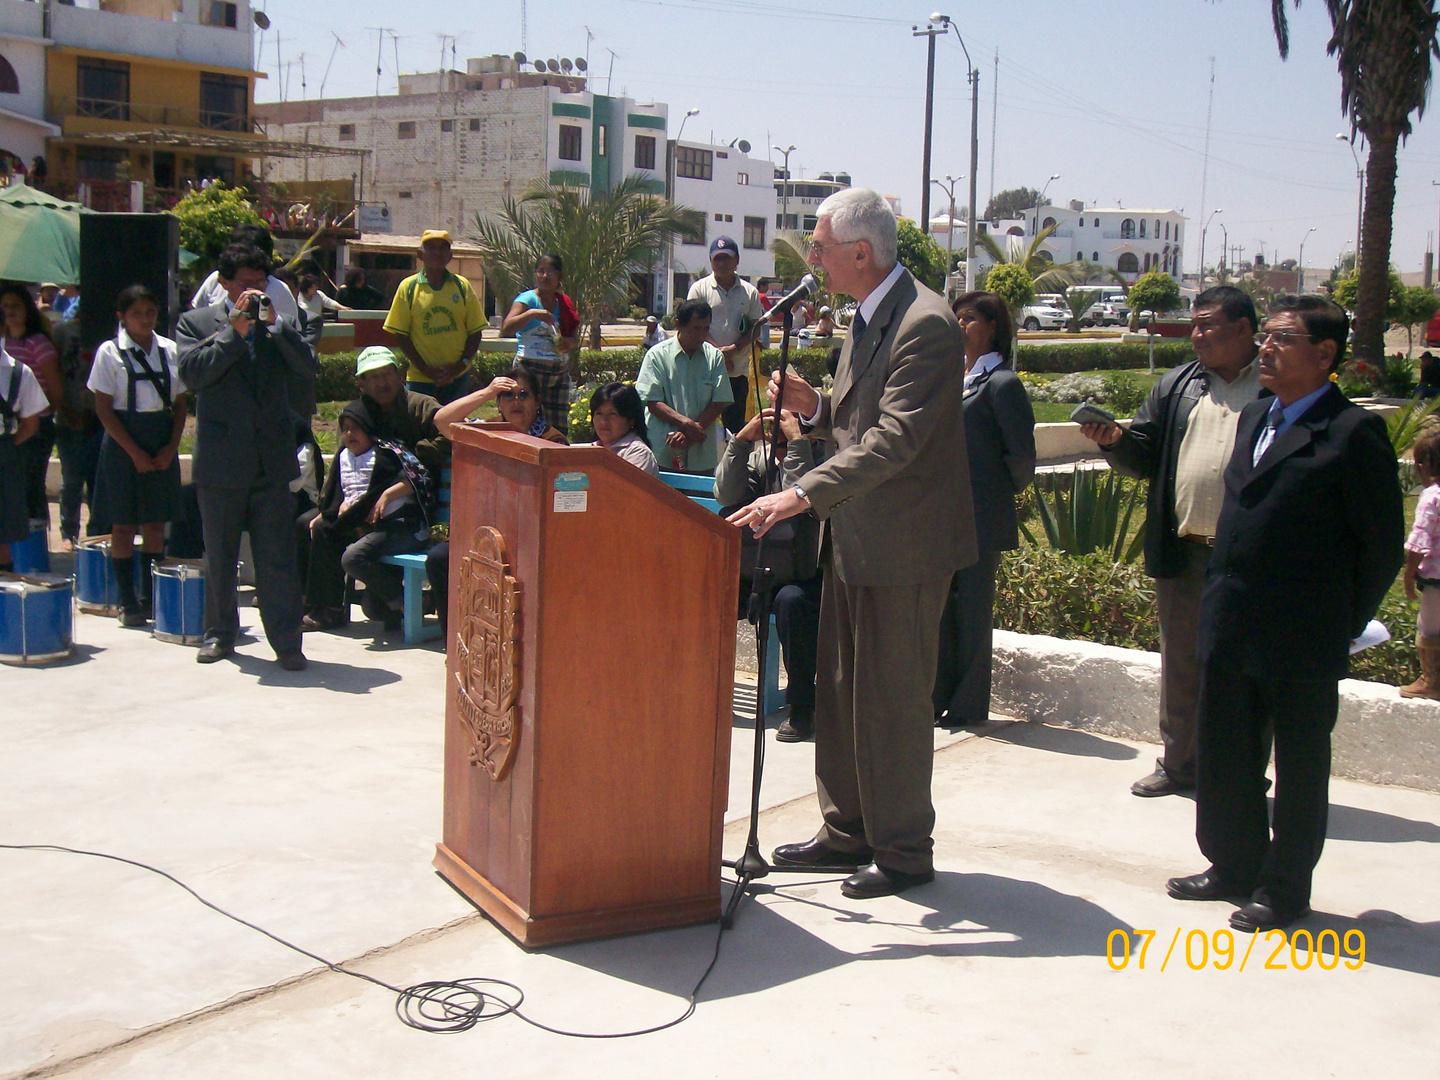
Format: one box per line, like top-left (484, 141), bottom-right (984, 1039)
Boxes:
top-left (1097, 299), bottom-right (1130, 326)
top-left (1425, 310), bottom-right (1440, 348)
top-left (1020, 299), bottom-right (1069, 331)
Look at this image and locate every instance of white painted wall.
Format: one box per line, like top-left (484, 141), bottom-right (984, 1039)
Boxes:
top-left (51, 0), bottom-right (253, 72)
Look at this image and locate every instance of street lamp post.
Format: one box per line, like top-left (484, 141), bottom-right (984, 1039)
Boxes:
top-left (1337, 132), bottom-right (1364, 262)
top-left (931, 173), bottom-right (963, 286)
top-left (773, 143), bottom-right (796, 231)
top-left (665, 107), bottom-right (699, 312)
top-left (1297, 225), bottom-right (1316, 293)
top-left (1199, 208), bottom-right (1222, 284)
top-left (1031, 173), bottom-right (1059, 235)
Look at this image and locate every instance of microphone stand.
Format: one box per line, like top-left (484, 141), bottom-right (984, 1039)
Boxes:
top-left (722, 304), bottom-right (817, 928)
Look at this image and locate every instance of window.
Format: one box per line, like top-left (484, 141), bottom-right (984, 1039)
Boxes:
top-left (441, 119), bottom-right (453, 132)
top-left (1042, 216), bottom-right (1056, 230)
top-left (1093, 218), bottom-right (1099, 227)
top-left (1155, 219), bottom-right (1161, 238)
top-left (744, 216), bottom-right (766, 250)
top-left (399, 190), bottom-right (413, 199)
top-left (1077, 217), bottom-right (1084, 228)
top-left (683, 217), bottom-right (706, 246)
top-left (1164, 221), bottom-right (1170, 240)
top-left (1092, 251), bottom-right (1099, 262)
top-left (201, 1), bottom-right (237, 27)
top-left (76, 145), bottom-right (126, 180)
top-left (397, 121), bottom-right (416, 139)
top-left (716, 150), bottom-right (728, 158)
top-left (558, 124), bottom-right (582, 160)
top-left (1120, 218), bottom-right (1136, 239)
top-left (1139, 220), bottom-right (1147, 238)
top-left (736, 172), bottom-right (749, 185)
top-left (595, 124), bottom-right (606, 157)
top-left (1143, 253), bottom-right (1152, 271)
top-left (0, 55), bottom-right (17, 95)
top-left (77, 58), bottom-right (129, 120)
top-left (1117, 252), bottom-right (1139, 273)
top-left (469, 118), bottom-right (480, 131)
top-left (199, 72), bottom-right (247, 130)
top-left (713, 213), bottom-right (723, 222)
top-left (675, 145), bottom-right (713, 180)
top-left (634, 134), bottom-right (656, 170)
top-left (338, 123), bottom-right (355, 141)
top-left (724, 214), bottom-right (732, 222)
top-left (193, 154), bottom-right (235, 185)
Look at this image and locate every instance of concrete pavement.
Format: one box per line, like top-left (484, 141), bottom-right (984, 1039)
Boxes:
top-left (3, 600), bottom-right (1438, 1079)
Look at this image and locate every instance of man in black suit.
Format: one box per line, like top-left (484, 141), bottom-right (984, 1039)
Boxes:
top-left (178, 243), bottom-right (319, 669)
top-left (1167, 295), bottom-right (1403, 932)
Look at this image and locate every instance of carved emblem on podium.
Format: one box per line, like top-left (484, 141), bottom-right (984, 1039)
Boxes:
top-left (453, 526), bottom-right (522, 780)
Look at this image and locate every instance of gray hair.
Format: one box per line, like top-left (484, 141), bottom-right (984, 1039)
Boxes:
top-left (815, 187), bottom-right (897, 270)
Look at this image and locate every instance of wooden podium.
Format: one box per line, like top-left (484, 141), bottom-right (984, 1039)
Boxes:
top-left (434, 425), bottom-right (740, 946)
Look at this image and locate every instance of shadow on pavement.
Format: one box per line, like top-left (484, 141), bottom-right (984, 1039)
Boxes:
top-left (1325, 802), bottom-right (1440, 844)
top-left (545, 872), bottom-right (1130, 1001)
top-left (1291, 910), bottom-right (1440, 978)
top-left (982, 721), bottom-right (1141, 761)
top-left (231, 652), bottom-right (404, 693)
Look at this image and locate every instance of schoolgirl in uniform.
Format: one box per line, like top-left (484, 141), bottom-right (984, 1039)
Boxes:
top-left (0, 340), bottom-right (49, 573)
top-left (88, 285), bottom-right (187, 626)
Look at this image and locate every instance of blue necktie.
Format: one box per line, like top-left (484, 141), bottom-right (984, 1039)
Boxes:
top-left (1252, 408), bottom-right (1284, 467)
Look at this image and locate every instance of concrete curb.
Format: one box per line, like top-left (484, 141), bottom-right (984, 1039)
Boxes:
top-left (991, 629), bottom-right (1440, 793)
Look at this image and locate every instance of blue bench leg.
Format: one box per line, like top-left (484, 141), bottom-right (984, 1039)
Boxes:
top-left (400, 564), bottom-right (441, 645)
top-left (763, 613), bottom-right (784, 716)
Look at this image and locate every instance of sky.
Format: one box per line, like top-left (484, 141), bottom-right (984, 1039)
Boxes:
top-left (251, 0), bottom-right (1440, 277)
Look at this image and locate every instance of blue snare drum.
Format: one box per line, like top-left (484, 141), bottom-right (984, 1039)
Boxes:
top-left (0, 573), bottom-right (75, 665)
top-left (75, 537), bottom-right (119, 614)
top-left (10, 519), bottom-right (51, 574)
top-left (152, 560), bottom-right (205, 645)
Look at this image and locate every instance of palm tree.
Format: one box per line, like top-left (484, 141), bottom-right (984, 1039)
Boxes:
top-left (1272, 1), bottom-right (1440, 362)
top-left (472, 175), bottom-right (702, 350)
top-left (976, 223), bottom-right (1075, 293)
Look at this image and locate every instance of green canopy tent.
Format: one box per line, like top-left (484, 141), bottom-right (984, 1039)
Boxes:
top-left (0, 182), bottom-right (90, 285)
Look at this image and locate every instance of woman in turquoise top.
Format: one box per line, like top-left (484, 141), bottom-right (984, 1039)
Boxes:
top-left (502, 253), bottom-right (578, 435)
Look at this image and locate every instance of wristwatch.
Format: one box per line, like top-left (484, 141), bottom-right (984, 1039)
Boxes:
top-left (793, 483), bottom-right (810, 505)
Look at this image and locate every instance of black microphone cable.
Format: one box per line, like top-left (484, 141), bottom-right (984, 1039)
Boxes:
top-left (1, 843), bottom-right (728, 1038)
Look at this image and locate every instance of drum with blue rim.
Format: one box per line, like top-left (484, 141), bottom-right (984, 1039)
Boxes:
top-left (152, 559), bottom-right (205, 645)
top-left (0, 572), bottom-right (74, 665)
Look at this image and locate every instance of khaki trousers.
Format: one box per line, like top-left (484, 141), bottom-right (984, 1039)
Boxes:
top-left (814, 567), bottom-right (952, 875)
top-left (1154, 539), bottom-right (1211, 784)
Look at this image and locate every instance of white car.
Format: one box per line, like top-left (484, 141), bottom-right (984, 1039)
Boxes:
top-left (1020, 300), bottom-right (1068, 331)
top-left (1097, 299), bottom-right (1130, 326)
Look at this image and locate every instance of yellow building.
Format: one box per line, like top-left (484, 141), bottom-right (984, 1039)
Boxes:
top-left (43, 0), bottom-right (264, 198)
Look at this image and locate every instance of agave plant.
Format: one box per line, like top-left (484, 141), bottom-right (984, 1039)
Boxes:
top-left (1020, 467), bottom-right (1147, 564)
top-left (1385, 393), bottom-right (1440, 454)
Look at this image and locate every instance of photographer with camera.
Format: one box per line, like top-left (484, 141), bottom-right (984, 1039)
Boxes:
top-left (177, 243), bottom-right (319, 671)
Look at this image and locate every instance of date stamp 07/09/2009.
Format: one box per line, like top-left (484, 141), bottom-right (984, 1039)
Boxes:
top-left (1106, 928), bottom-right (1366, 972)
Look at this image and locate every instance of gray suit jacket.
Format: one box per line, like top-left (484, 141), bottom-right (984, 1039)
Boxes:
top-left (962, 361), bottom-right (1035, 553)
top-left (177, 303), bottom-right (319, 489)
top-left (800, 269), bottom-right (977, 586)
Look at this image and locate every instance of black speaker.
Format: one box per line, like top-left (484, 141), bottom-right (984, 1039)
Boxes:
top-left (79, 213), bottom-right (180, 352)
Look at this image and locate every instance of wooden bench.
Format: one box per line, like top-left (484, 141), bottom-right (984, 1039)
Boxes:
top-left (658, 469), bottom-right (785, 716)
top-left (376, 468), bottom-right (450, 645)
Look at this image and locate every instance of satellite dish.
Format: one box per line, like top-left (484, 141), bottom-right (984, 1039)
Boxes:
top-left (560, 58), bottom-right (573, 72)
top-left (252, 9), bottom-right (271, 29)
top-left (574, 57), bottom-right (588, 72)
top-left (533, 60), bottom-right (546, 72)
top-left (546, 59), bottom-right (560, 73)
top-left (738, 140), bottom-right (751, 154)
top-left (513, 51), bottom-right (526, 64)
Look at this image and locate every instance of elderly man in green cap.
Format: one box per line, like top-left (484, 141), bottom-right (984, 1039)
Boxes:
top-left (352, 345), bottom-right (450, 475)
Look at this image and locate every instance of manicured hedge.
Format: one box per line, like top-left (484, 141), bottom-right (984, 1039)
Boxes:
top-left (1013, 341), bottom-right (1193, 374)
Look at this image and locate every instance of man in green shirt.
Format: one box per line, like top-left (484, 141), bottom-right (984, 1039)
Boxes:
top-left (636, 299), bottom-right (733, 473)
top-left (383, 230), bottom-right (487, 405)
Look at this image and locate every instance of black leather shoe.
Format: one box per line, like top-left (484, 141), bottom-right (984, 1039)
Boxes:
top-left (1166, 870), bottom-right (1247, 902)
top-left (775, 715), bottom-right (813, 742)
top-left (840, 862), bottom-right (935, 899)
top-left (771, 839), bottom-right (873, 869)
top-left (276, 651), bottom-right (308, 671)
top-left (196, 641), bottom-right (233, 664)
top-left (1230, 900), bottom-right (1309, 933)
top-left (1132, 767), bottom-right (1195, 798)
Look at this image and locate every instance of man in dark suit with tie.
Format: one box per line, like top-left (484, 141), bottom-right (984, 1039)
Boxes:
top-left (178, 243), bottom-right (319, 669)
top-left (1167, 295), bottom-right (1403, 932)
top-left (729, 187), bottom-right (975, 899)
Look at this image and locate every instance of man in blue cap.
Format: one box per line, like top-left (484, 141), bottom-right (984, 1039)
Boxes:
top-left (688, 235), bottom-right (766, 434)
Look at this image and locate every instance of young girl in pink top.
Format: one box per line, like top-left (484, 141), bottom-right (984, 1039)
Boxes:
top-left (1402, 430), bottom-right (1440, 698)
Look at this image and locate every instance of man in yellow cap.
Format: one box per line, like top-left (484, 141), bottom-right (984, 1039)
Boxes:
top-left (384, 230), bottom-right (487, 405)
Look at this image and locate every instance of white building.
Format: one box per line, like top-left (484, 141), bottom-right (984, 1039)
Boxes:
top-left (960, 203), bottom-right (1186, 284)
top-left (0, 0), bottom-right (58, 170)
top-left (666, 138), bottom-right (775, 310)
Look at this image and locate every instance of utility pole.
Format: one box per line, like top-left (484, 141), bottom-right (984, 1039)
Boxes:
top-left (1197, 56), bottom-right (1214, 279)
top-left (989, 47), bottom-right (998, 210)
top-left (913, 17), bottom-right (947, 235)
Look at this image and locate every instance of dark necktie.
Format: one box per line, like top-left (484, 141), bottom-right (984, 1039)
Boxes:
top-left (852, 312), bottom-right (866, 340)
top-left (1252, 408), bottom-right (1284, 467)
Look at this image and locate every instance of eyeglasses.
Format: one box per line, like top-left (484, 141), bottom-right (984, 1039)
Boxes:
top-left (808, 239), bottom-right (860, 258)
top-left (1254, 330), bottom-right (1314, 347)
top-left (497, 390), bottom-right (532, 403)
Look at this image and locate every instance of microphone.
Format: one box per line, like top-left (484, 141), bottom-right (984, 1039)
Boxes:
top-left (768, 274), bottom-right (819, 317)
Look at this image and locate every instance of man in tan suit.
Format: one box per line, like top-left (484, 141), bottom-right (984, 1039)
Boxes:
top-left (730, 187), bottom-right (976, 899)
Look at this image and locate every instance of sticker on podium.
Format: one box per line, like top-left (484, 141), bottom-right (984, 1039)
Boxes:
top-left (554, 490), bottom-right (588, 513)
top-left (554, 472), bottom-right (590, 491)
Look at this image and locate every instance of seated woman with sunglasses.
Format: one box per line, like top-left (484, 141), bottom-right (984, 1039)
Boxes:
top-left (434, 365), bottom-right (569, 445)
top-left (428, 366), bottom-right (568, 637)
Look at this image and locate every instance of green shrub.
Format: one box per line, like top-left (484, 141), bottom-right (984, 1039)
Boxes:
top-left (568, 396), bottom-right (595, 442)
top-left (574, 346), bottom-right (835, 387)
top-left (1014, 341), bottom-right (1191, 374)
top-left (995, 547), bottom-right (1158, 651)
top-left (1021, 468), bottom-right (1146, 562)
top-left (1348, 589), bottom-right (1421, 687)
top-left (1101, 372), bottom-right (1149, 416)
top-left (316, 350), bottom-right (361, 404)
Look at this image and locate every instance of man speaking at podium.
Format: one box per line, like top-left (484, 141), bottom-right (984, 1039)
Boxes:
top-left (729, 187), bottom-right (975, 899)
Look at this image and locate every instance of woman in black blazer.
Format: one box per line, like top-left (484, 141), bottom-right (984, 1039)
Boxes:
top-left (933, 291), bottom-right (1037, 724)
